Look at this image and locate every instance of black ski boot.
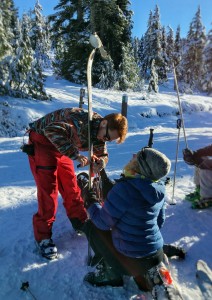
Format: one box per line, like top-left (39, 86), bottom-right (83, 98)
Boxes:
top-left (77, 172), bottom-right (89, 192)
top-left (69, 217), bottom-right (85, 235)
top-left (163, 244), bottom-right (186, 259)
top-left (84, 260), bottom-right (123, 287)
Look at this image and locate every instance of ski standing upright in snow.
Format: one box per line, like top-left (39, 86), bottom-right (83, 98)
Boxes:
top-left (87, 32), bottom-right (108, 189)
top-left (86, 33), bottom-right (108, 263)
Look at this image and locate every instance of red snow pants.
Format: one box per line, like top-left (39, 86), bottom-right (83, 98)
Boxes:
top-left (28, 131), bottom-right (87, 242)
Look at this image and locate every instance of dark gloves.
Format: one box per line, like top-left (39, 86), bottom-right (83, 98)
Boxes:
top-left (183, 148), bottom-right (202, 166)
top-left (163, 244), bottom-right (186, 259)
top-left (100, 168), bottom-right (115, 199)
top-left (83, 189), bottom-right (98, 209)
top-left (183, 148), bottom-right (195, 165)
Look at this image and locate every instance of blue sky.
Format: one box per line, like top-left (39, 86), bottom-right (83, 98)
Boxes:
top-left (14, 0), bottom-right (211, 38)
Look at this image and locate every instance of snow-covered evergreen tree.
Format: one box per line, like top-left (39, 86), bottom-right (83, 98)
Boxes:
top-left (8, 15), bottom-right (33, 97)
top-left (50, 0), bottom-right (138, 90)
top-left (202, 26), bottom-right (212, 94)
top-left (52, 29), bottom-right (66, 78)
top-left (173, 25), bottom-right (182, 67)
top-left (140, 10), bottom-right (153, 78)
top-left (50, 0), bottom-right (90, 84)
top-left (173, 25), bottom-right (183, 89)
top-left (148, 59), bottom-right (158, 93)
top-left (180, 6), bottom-right (206, 90)
top-left (0, 11), bottom-right (11, 59)
top-left (0, 0), bottom-right (16, 95)
top-left (140, 6), bottom-right (166, 83)
top-left (88, 0), bottom-right (137, 89)
top-left (166, 26), bottom-right (174, 70)
top-left (132, 37), bottom-right (140, 65)
top-left (9, 13), bottom-right (48, 99)
top-left (96, 59), bottom-right (118, 90)
top-left (31, 0), bottom-right (51, 69)
top-left (0, 0), bottom-right (48, 100)
top-left (118, 42), bottom-right (140, 91)
top-left (137, 36), bottom-right (144, 69)
top-left (0, 0), bottom-right (14, 57)
top-left (160, 26), bottom-right (168, 81)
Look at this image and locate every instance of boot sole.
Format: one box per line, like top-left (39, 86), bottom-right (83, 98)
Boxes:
top-left (84, 278), bottom-right (124, 287)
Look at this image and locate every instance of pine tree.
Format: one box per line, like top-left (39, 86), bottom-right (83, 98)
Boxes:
top-left (31, 0), bottom-right (51, 69)
top-left (86, 0), bottom-right (137, 88)
top-left (140, 6), bottom-right (166, 83)
top-left (202, 26), bottom-right (212, 94)
top-left (9, 12), bottom-right (48, 99)
top-left (9, 13), bottom-right (34, 98)
top-left (181, 6), bottom-right (206, 90)
top-left (50, 0), bottom-right (137, 90)
top-left (140, 10), bottom-right (153, 78)
top-left (0, 10), bottom-right (12, 59)
top-left (50, 0), bottom-right (90, 84)
top-left (160, 26), bottom-right (168, 81)
top-left (52, 28), bottom-right (66, 77)
top-left (148, 59), bottom-right (158, 93)
top-left (0, 0), bottom-right (15, 56)
top-left (95, 59), bottom-right (118, 90)
top-left (173, 25), bottom-right (183, 89)
top-left (118, 42), bottom-right (140, 91)
top-left (166, 26), bottom-right (174, 70)
top-left (173, 25), bottom-right (182, 67)
top-left (137, 36), bottom-right (144, 69)
top-left (132, 37), bottom-right (140, 65)
top-left (0, 0), bottom-right (16, 95)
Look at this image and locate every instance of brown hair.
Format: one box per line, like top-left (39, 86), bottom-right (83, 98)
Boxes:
top-left (103, 113), bottom-right (128, 144)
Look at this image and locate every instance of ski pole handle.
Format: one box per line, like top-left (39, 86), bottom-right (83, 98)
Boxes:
top-left (176, 119), bottom-right (182, 129)
top-left (148, 128), bottom-right (154, 148)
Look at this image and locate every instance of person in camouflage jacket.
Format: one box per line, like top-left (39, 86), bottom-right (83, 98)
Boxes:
top-left (26, 107), bottom-right (127, 259)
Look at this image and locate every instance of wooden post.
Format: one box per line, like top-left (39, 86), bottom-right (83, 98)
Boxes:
top-left (121, 93), bottom-right (128, 117)
top-left (79, 88), bottom-right (85, 108)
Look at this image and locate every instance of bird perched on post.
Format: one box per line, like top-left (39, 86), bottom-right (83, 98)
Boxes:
top-left (89, 32), bottom-right (109, 59)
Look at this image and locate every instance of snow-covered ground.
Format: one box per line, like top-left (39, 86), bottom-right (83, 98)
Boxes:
top-left (0, 70), bottom-right (211, 300)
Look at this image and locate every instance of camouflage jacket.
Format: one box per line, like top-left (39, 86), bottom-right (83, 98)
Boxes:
top-left (29, 108), bottom-right (108, 163)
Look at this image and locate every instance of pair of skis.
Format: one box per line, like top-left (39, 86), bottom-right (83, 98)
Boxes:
top-left (86, 33), bottom-right (108, 263)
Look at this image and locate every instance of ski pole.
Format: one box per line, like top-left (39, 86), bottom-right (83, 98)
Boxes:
top-left (148, 128), bottom-right (154, 148)
top-left (171, 119), bottom-right (182, 205)
top-left (173, 64), bottom-right (188, 149)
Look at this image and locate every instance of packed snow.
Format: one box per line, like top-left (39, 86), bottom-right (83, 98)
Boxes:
top-left (0, 70), bottom-right (211, 300)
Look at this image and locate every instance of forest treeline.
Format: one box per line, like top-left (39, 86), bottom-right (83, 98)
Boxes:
top-left (0, 0), bottom-right (211, 99)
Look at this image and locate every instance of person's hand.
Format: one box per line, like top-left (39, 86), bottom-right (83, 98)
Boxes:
top-left (76, 154), bottom-right (89, 167)
top-left (91, 156), bottom-right (105, 173)
top-left (83, 189), bottom-right (98, 209)
top-left (183, 148), bottom-right (195, 165)
top-left (183, 148), bottom-right (203, 167)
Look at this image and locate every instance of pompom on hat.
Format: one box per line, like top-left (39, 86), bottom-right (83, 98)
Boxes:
top-left (137, 147), bottom-right (171, 181)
